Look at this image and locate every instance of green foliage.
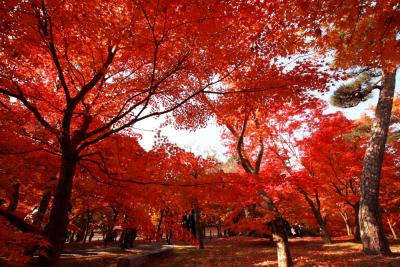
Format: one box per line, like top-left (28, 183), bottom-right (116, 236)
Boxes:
top-left (343, 122), bottom-right (371, 141)
top-left (330, 72), bottom-right (376, 108)
top-left (343, 112), bottom-right (400, 143)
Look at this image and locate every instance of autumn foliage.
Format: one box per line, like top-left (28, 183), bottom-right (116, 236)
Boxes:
top-left (0, 0), bottom-right (399, 266)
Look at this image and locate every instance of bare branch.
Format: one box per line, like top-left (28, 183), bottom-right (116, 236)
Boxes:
top-left (0, 87), bottom-right (57, 135)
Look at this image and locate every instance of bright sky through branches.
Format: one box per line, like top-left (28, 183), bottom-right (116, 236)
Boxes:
top-left (134, 71), bottom-right (400, 162)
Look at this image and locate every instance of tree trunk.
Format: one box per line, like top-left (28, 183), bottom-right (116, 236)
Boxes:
top-left (359, 69), bottom-right (396, 256)
top-left (156, 208), bottom-right (165, 239)
top-left (353, 202), bottom-right (361, 242)
top-left (272, 217), bottom-right (293, 267)
top-left (82, 210), bottom-right (91, 243)
top-left (88, 230), bottom-right (94, 242)
top-left (339, 210), bottom-right (352, 236)
top-left (388, 219), bottom-right (398, 240)
top-left (299, 188), bottom-right (332, 243)
top-left (193, 200), bottom-right (204, 249)
top-left (39, 150), bottom-right (78, 266)
top-left (104, 208), bottom-right (118, 246)
top-left (69, 232), bottom-right (75, 243)
top-left (7, 183), bottom-right (20, 212)
top-left (345, 219), bottom-right (352, 236)
top-left (33, 190), bottom-right (52, 226)
top-left (235, 116), bottom-right (292, 265)
top-left (318, 216), bottom-right (332, 244)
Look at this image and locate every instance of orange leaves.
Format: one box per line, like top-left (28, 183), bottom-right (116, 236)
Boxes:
top-left (295, 0), bottom-right (400, 69)
top-left (0, 217), bottom-right (49, 266)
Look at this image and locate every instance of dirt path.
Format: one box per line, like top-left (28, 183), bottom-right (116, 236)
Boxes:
top-left (58, 237), bottom-right (400, 266)
top-left (59, 243), bottom-right (166, 267)
top-left (145, 237), bottom-right (400, 267)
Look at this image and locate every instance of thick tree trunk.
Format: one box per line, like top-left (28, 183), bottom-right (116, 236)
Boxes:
top-left (310, 208), bottom-right (331, 244)
top-left (7, 183), bottom-right (20, 212)
top-left (39, 150), bottom-right (77, 266)
top-left (33, 190), bottom-right (52, 226)
top-left (318, 216), bottom-right (332, 244)
top-left (258, 193), bottom-right (293, 266)
top-left (272, 217), bottom-right (293, 267)
top-left (359, 69), bottom-right (396, 256)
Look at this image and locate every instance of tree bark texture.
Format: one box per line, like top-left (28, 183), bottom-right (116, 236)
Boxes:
top-left (359, 69), bottom-right (396, 256)
top-left (39, 149), bottom-right (78, 266)
top-left (299, 188), bottom-right (332, 243)
top-left (353, 202), bottom-right (361, 242)
top-left (339, 210), bottom-right (353, 236)
top-left (33, 190), bottom-right (52, 226)
top-left (272, 217), bottom-right (293, 267)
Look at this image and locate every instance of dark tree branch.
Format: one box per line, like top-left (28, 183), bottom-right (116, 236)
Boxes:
top-left (0, 87), bottom-right (57, 134)
top-left (237, 114), bottom-right (256, 174)
top-left (71, 46), bottom-right (117, 107)
top-left (0, 148), bottom-right (60, 156)
top-left (35, 2), bottom-right (71, 101)
top-left (77, 60), bottom-right (243, 153)
top-left (0, 209), bottom-right (42, 234)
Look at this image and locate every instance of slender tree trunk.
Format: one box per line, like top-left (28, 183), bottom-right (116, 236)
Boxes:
top-left (345, 220), bottom-right (352, 236)
top-left (33, 190), bottom-right (52, 226)
top-left (88, 230), bottom-right (94, 242)
top-left (156, 208), bottom-right (165, 239)
top-left (339, 210), bottom-right (353, 236)
top-left (39, 149), bottom-right (78, 266)
top-left (7, 183), bottom-right (20, 212)
top-left (272, 217), bottom-right (293, 267)
top-left (388, 219), bottom-right (398, 240)
top-left (353, 202), bottom-right (361, 241)
top-left (193, 200), bottom-right (204, 249)
top-left (359, 69), bottom-right (396, 256)
top-left (69, 232), bottom-right (75, 243)
top-left (235, 115), bottom-right (292, 266)
top-left (298, 188), bottom-right (332, 243)
top-left (104, 208), bottom-right (118, 246)
top-left (82, 210), bottom-right (91, 243)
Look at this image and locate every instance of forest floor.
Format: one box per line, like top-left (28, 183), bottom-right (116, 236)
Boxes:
top-left (59, 241), bottom-right (164, 267)
top-left (59, 236), bottom-right (400, 267)
top-left (145, 236), bottom-right (400, 267)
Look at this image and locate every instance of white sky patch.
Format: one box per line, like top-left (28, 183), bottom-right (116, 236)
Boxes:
top-left (133, 116), bottom-right (228, 161)
top-left (133, 70), bottom-right (399, 162)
